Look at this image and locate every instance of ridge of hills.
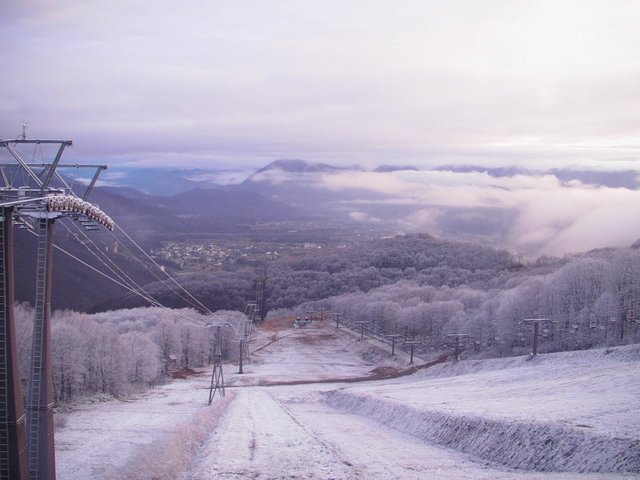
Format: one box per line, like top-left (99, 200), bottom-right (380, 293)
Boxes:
top-left (12, 158), bottom-right (640, 312)
top-left (104, 159), bottom-right (640, 195)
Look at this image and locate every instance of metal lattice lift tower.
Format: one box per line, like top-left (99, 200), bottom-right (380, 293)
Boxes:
top-left (254, 272), bottom-right (265, 321)
top-left (208, 324), bottom-right (226, 404)
top-left (0, 137), bottom-right (113, 480)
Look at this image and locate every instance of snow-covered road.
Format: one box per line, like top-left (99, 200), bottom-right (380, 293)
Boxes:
top-left (55, 318), bottom-right (640, 479)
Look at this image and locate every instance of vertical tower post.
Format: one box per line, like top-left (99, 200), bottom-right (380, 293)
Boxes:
top-left (26, 217), bottom-right (56, 480)
top-left (357, 321), bottom-right (367, 340)
top-left (255, 272), bottom-right (265, 322)
top-left (238, 338), bottom-right (244, 374)
top-left (532, 322), bottom-right (539, 356)
top-left (523, 319), bottom-right (549, 357)
top-left (0, 207), bottom-right (29, 480)
top-left (208, 325), bottom-right (225, 404)
top-left (386, 334), bottom-right (403, 356)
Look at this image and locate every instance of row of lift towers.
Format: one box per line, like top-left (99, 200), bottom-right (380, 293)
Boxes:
top-left (207, 276), bottom-right (265, 404)
top-left (0, 136), bottom-right (113, 480)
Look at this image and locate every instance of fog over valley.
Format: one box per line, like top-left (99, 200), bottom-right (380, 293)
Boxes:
top-left (98, 159), bottom-right (640, 256)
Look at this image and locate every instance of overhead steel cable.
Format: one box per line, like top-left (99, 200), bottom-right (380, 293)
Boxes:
top-left (23, 225), bottom-right (210, 326)
top-left (20, 224), bottom-right (161, 306)
top-left (107, 227), bottom-right (214, 313)
top-left (60, 217), bottom-right (217, 324)
top-left (59, 211), bottom-right (208, 314)
top-left (113, 225), bottom-right (215, 315)
top-left (58, 218), bottom-right (165, 308)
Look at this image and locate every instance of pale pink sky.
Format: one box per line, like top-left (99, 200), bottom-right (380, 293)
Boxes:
top-left (1, 0), bottom-right (639, 170)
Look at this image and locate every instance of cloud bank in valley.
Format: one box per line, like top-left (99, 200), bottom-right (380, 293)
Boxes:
top-left (312, 168), bottom-right (640, 256)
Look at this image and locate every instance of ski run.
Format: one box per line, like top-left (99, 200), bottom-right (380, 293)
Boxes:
top-left (55, 317), bottom-right (640, 480)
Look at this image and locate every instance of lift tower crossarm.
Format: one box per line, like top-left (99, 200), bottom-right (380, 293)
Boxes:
top-left (0, 139), bottom-right (74, 192)
top-left (0, 140), bottom-right (72, 145)
top-left (0, 164), bottom-right (109, 201)
top-left (1, 142), bottom-right (43, 187)
top-left (82, 165), bottom-right (106, 200)
top-left (40, 143), bottom-right (71, 190)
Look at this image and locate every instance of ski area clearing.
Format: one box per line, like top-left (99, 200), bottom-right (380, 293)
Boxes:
top-left (55, 317), bottom-right (640, 479)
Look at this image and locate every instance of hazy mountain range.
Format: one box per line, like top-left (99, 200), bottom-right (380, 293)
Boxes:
top-left (12, 158), bottom-right (640, 312)
top-left (100, 160), bottom-right (640, 195)
top-left (89, 159), bottom-right (640, 256)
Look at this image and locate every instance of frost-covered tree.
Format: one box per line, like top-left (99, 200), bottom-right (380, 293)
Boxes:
top-left (51, 323), bottom-right (85, 402)
top-left (121, 331), bottom-right (161, 385)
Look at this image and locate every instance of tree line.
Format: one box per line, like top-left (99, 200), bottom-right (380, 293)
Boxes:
top-left (16, 305), bottom-right (247, 404)
top-left (276, 246), bottom-right (640, 356)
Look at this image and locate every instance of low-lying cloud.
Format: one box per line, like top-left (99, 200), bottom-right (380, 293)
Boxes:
top-left (313, 169), bottom-right (640, 256)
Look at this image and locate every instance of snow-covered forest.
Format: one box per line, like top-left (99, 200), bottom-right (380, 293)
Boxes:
top-left (299, 246), bottom-right (640, 356)
top-left (16, 234), bottom-right (640, 405)
top-left (16, 305), bottom-right (247, 403)
top-left (268, 236), bottom-right (640, 355)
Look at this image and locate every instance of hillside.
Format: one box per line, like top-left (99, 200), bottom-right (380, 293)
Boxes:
top-left (96, 233), bottom-right (518, 312)
top-left (55, 316), bottom-right (640, 479)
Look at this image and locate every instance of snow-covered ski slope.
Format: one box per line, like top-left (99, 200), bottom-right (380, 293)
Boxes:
top-left (325, 345), bottom-right (640, 474)
top-left (56, 318), bottom-right (640, 479)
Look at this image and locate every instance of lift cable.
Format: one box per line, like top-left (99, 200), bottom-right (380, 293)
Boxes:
top-left (21, 222), bottom-right (163, 307)
top-left (23, 226), bottom-right (210, 326)
top-left (107, 227), bottom-right (213, 313)
top-left (21, 225), bottom-right (158, 305)
top-left (105, 227), bottom-right (210, 312)
top-left (57, 218), bottom-right (216, 325)
top-left (59, 212), bottom-right (210, 315)
top-left (58, 219), bottom-right (165, 308)
top-left (113, 225), bottom-right (215, 315)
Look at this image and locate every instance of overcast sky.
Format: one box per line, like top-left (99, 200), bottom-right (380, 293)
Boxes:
top-left (1, 0), bottom-right (639, 170)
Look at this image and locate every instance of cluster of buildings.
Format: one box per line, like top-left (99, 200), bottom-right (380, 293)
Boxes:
top-left (150, 240), bottom-right (281, 270)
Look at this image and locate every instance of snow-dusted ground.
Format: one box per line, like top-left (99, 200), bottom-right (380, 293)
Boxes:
top-left (229, 327), bottom-right (384, 385)
top-left (324, 344), bottom-right (640, 473)
top-left (55, 318), bottom-right (640, 479)
top-left (55, 372), bottom-right (216, 479)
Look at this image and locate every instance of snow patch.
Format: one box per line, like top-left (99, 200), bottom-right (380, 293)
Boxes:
top-left (417, 344), bottom-right (640, 380)
top-left (324, 390), bottom-right (640, 473)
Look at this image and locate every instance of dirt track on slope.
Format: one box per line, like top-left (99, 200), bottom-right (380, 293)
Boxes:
top-left (243, 318), bottom-right (454, 387)
top-left (253, 350), bottom-right (452, 386)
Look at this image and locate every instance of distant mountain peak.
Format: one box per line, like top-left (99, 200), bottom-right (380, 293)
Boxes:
top-left (254, 159), bottom-right (351, 175)
top-left (374, 164), bottom-right (418, 173)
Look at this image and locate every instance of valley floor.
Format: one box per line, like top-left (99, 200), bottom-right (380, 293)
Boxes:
top-left (55, 319), bottom-right (640, 479)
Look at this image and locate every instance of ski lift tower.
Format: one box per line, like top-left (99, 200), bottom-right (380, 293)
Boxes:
top-left (207, 323), bottom-right (230, 403)
top-left (0, 137), bottom-right (113, 480)
top-left (522, 318), bottom-right (553, 356)
top-left (443, 333), bottom-right (472, 362)
top-left (402, 339), bottom-right (421, 364)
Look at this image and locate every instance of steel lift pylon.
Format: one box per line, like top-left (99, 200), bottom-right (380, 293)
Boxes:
top-left (26, 217), bottom-right (55, 480)
top-left (208, 324), bottom-right (225, 403)
top-left (0, 207), bottom-right (29, 479)
top-left (0, 137), bottom-right (114, 480)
